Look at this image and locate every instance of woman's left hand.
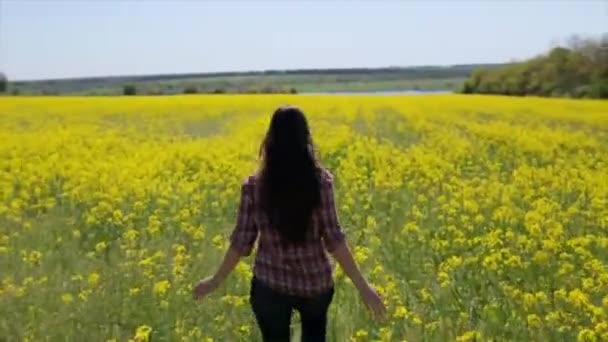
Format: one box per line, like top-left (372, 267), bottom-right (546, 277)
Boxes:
top-left (192, 276), bottom-right (219, 300)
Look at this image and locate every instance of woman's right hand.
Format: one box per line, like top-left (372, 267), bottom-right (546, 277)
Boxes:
top-left (192, 276), bottom-right (219, 300)
top-left (358, 283), bottom-right (386, 320)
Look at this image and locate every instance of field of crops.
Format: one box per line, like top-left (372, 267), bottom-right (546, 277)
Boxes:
top-left (1, 95), bottom-right (607, 341)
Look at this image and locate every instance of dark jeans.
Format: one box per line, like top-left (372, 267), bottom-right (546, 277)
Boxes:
top-left (250, 277), bottom-right (334, 342)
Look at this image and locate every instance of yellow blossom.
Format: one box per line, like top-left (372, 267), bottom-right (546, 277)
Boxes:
top-left (61, 293), bottom-right (74, 304)
top-left (153, 280), bottom-right (170, 297)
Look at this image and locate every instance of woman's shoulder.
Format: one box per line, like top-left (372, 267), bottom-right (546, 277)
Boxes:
top-left (317, 167), bottom-right (334, 184)
top-left (243, 174), bottom-right (258, 187)
top-left (243, 167), bottom-right (334, 185)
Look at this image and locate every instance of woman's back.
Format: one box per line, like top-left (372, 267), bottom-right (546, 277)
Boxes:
top-left (230, 168), bottom-right (345, 297)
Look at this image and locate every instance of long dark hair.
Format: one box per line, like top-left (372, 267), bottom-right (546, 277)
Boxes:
top-left (259, 106), bottom-right (321, 243)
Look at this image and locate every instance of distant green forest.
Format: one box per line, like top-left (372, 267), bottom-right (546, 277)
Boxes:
top-left (0, 64), bottom-right (506, 95)
top-left (461, 35), bottom-right (608, 98)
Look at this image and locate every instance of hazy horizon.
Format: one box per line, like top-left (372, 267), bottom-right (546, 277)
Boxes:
top-left (1, 1), bottom-right (606, 81)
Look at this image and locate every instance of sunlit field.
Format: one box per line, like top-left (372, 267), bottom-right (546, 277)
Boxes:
top-left (1, 95), bottom-right (607, 342)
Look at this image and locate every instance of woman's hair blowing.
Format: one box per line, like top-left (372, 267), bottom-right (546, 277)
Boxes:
top-left (259, 106), bottom-right (321, 243)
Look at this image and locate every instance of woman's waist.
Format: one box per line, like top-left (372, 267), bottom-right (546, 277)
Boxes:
top-left (254, 248), bottom-right (332, 269)
top-left (251, 274), bottom-right (334, 298)
top-left (252, 268), bottom-right (335, 297)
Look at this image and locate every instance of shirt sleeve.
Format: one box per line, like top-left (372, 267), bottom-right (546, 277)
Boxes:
top-left (229, 181), bottom-right (258, 256)
top-left (320, 172), bottom-right (346, 252)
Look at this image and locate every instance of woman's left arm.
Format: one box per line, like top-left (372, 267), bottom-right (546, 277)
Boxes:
top-left (193, 246), bottom-right (242, 300)
top-left (193, 181), bottom-right (258, 300)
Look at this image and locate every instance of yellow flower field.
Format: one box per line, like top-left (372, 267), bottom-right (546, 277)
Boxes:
top-left (1, 95), bottom-right (607, 341)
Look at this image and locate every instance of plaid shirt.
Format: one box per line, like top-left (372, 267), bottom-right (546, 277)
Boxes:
top-left (229, 169), bottom-right (345, 297)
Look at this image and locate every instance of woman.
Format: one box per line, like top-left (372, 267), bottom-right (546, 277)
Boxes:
top-left (193, 106), bottom-right (385, 341)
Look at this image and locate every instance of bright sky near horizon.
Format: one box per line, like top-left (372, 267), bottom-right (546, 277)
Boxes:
top-left (0, 1), bottom-right (606, 81)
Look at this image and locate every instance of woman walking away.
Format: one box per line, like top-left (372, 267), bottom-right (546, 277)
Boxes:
top-left (193, 106), bottom-right (386, 342)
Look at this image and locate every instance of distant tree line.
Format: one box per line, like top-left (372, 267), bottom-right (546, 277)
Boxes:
top-left (460, 34), bottom-right (608, 98)
top-left (48, 64), bottom-right (483, 84)
top-left (8, 64), bottom-right (489, 95)
top-left (122, 84), bottom-right (297, 95)
top-left (0, 72), bottom-right (7, 93)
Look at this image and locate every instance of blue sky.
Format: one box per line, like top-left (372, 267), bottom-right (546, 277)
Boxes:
top-left (1, 1), bottom-right (606, 80)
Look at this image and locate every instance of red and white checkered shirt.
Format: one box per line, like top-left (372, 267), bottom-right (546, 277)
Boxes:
top-left (229, 169), bottom-right (346, 297)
